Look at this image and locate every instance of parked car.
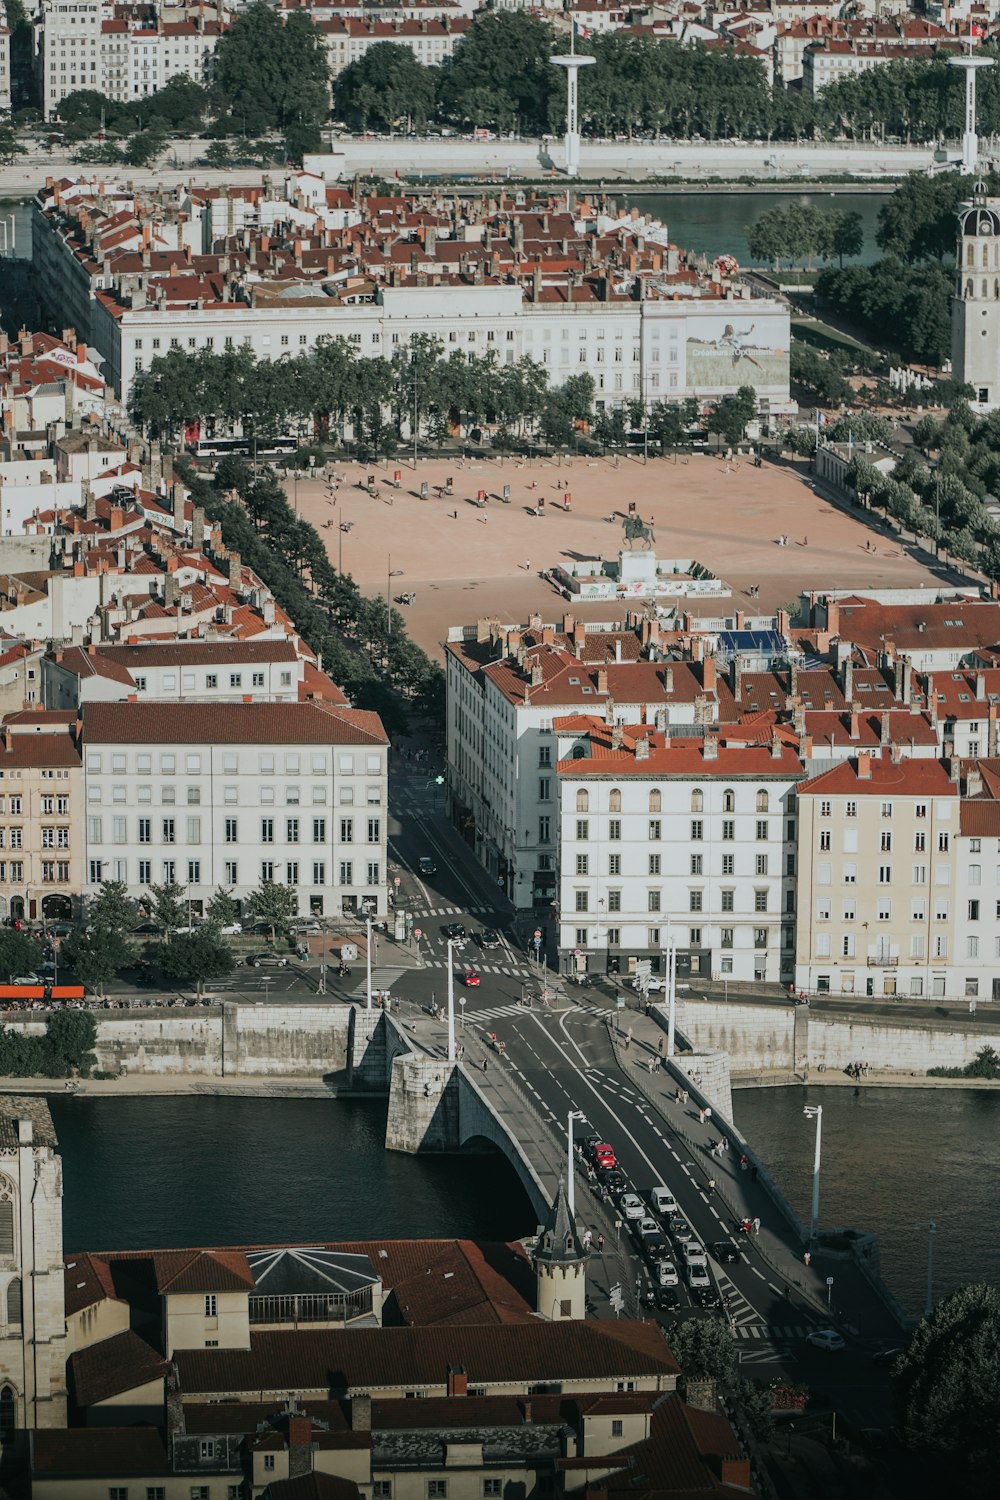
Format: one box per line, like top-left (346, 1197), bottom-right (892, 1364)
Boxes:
top-left (710, 1240), bottom-right (741, 1264)
top-left (631, 975), bottom-right (665, 993)
top-left (131, 921), bottom-right (162, 936)
top-left (656, 1260), bottom-right (680, 1288)
top-left (479, 928), bottom-right (501, 949)
top-left (12, 974), bottom-right (40, 985)
top-left (239, 952), bottom-right (290, 968)
top-left (649, 1185), bottom-right (678, 1218)
top-left (418, 855), bottom-right (438, 876)
top-left (217, 922), bottom-right (243, 936)
top-left (806, 1329), bottom-right (846, 1351)
top-left (619, 1192), bottom-right (645, 1221)
top-left (290, 921), bottom-right (321, 936)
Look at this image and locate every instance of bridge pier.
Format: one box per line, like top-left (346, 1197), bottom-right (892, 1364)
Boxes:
top-left (385, 1054), bottom-right (462, 1152)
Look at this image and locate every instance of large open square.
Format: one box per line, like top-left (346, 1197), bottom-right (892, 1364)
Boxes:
top-left (290, 452), bottom-right (954, 659)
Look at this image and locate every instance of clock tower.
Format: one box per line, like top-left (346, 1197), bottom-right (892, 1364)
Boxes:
top-left (952, 183), bottom-right (1000, 410)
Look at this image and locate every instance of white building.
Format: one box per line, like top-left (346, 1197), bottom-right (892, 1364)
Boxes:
top-left (44, 639), bottom-right (309, 709)
top-left (319, 16), bottom-right (471, 79)
top-left (81, 701), bottom-right (389, 920)
top-left (0, 25), bottom-right (11, 114)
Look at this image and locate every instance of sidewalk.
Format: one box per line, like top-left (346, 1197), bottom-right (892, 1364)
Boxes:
top-left (606, 1007), bottom-right (907, 1341)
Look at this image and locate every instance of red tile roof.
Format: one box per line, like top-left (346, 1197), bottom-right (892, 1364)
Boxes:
top-left (798, 755), bottom-right (958, 797)
top-left (557, 723), bottom-right (804, 779)
top-left (82, 701), bottom-right (387, 746)
top-left (30, 1427), bottom-right (169, 1478)
top-left (69, 1330), bottom-right (169, 1407)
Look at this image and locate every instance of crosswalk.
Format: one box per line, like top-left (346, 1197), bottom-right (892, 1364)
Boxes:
top-left (424, 960), bottom-right (535, 978)
top-left (407, 905), bottom-right (496, 919)
top-left (736, 1323), bottom-right (812, 1341)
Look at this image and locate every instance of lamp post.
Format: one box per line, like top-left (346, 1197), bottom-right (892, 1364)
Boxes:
top-left (567, 1109), bottom-right (585, 1218)
top-left (914, 1219), bottom-right (937, 1318)
top-left (666, 923), bottom-right (677, 1058)
top-left (365, 915), bottom-right (373, 1011)
top-left (446, 938), bottom-right (457, 1062)
top-left (803, 1104), bottom-right (823, 1246)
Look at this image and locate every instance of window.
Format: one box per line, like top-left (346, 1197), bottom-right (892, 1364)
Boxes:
top-left (691, 819), bottom-right (703, 841)
top-left (687, 890), bottom-right (700, 912)
top-left (756, 820), bottom-right (768, 840)
top-left (819, 830), bottom-right (831, 851)
top-left (915, 831), bottom-right (926, 852)
top-left (576, 789), bottom-right (589, 813)
top-left (881, 831), bottom-right (892, 852)
top-left (340, 818), bottom-right (354, 843)
top-left (428, 1485), bottom-right (447, 1500)
top-left (878, 866), bottom-right (892, 885)
top-left (721, 889), bottom-right (735, 912)
top-left (204, 1295), bottom-right (216, 1318)
top-left (817, 898), bottom-right (831, 920)
top-left (162, 818), bottom-right (175, 844)
top-left (649, 853), bottom-right (661, 875)
top-left (881, 802), bottom-right (892, 818)
top-left (539, 778), bottom-right (551, 801)
top-left (287, 818), bottom-right (300, 844)
top-left (608, 818), bottom-right (621, 840)
top-left (754, 928), bottom-right (769, 948)
top-left (939, 832), bottom-right (950, 852)
top-left (575, 890), bottom-right (589, 912)
top-left (339, 861), bottom-right (353, 886)
top-left (367, 817), bottom-right (380, 843)
top-left (109, 1491), bottom-right (129, 1500)
top-left (968, 864), bottom-right (982, 886)
top-left (722, 820), bottom-right (735, 840)
top-left (913, 864), bottom-right (927, 885)
top-left (969, 899), bottom-right (981, 921)
top-left (843, 863), bottom-right (856, 884)
top-left (690, 789), bottom-right (703, 813)
top-left (756, 854), bottom-right (768, 876)
top-left (723, 790), bottom-right (735, 813)
top-left (649, 819), bottom-right (661, 841)
top-left (199, 1440), bottom-right (216, 1460)
top-left (608, 853), bottom-right (621, 875)
top-left (138, 817), bottom-right (151, 844)
top-left (577, 819), bottom-right (589, 841)
top-left (754, 889), bottom-right (768, 912)
top-left (147, 1490), bottom-right (166, 1500)
top-left (690, 854), bottom-right (703, 875)
top-left (609, 788), bottom-right (622, 813)
top-left (374, 1486), bottom-right (392, 1500)
top-left (649, 790), bottom-right (662, 813)
top-left (539, 816), bottom-right (551, 843)
top-left (576, 854), bottom-right (589, 875)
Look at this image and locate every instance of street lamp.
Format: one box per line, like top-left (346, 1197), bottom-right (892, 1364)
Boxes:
top-left (446, 938), bottom-right (457, 1062)
top-left (567, 1109), bottom-right (585, 1218)
top-left (666, 922), bottom-right (677, 1058)
top-left (914, 1220), bottom-right (937, 1319)
top-left (365, 915), bottom-right (373, 1011)
top-left (803, 1104), bottom-right (823, 1246)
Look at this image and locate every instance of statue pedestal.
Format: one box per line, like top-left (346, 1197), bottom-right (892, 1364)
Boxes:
top-left (618, 549), bottom-right (658, 585)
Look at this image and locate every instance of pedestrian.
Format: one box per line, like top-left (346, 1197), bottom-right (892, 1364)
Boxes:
top-left (525, 559), bottom-right (531, 572)
top-left (597, 1232), bottom-right (605, 1252)
top-left (803, 1250), bottom-right (811, 1267)
top-left (658, 1037), bottom-right (664, 1056)
top-left (698, 1107), bottom-right (706, 1126)
top-left (648, 1056), bottom-right (656, 1075)
top-left (482, 1058), bottom-right (489, 1073)
top-left (740, 1153), bottom-right (748, 1172)
top-left (752, 1217), bottom-right (760, 1238)
top-left (708, 1176), bottom-right (716, 1194)
top-left (803, 535), bottom-right (808, 547)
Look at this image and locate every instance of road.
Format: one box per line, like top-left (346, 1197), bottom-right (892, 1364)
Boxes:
top-left (369, 762), bottom-right (899, 1428)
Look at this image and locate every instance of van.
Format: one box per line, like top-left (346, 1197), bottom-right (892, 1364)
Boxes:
top-left (649, 1186), bottom-right (678, 1218)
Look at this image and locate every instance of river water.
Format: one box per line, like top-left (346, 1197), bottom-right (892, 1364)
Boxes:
top-left (47, 1084), bottom-right (998, 1319)
top-left (734, 1085), bottom-right (1000, 1317)
top-left (3, 191), bottom-right (888, 269)
top-left (49, 1095), bottom-right (536, 1253)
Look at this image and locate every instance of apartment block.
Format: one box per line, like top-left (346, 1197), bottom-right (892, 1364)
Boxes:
top-left (0, 710), bottom-right (81, 924)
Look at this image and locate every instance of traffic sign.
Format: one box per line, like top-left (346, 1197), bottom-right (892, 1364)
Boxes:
top-left (435, 775), bottom-right (445, 785)
top-left (414, 928), bottom-right (422, 939)
top-left (826, 1276), bottom-right (835, 1286)
top-left (534, 928), bottom-right (542, 938)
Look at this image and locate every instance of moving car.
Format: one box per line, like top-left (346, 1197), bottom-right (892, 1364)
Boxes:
top-left (637, 1216), bottom-right (666, 1246)
top-left (619, 1192), bottom-right (645, 1221)
top-left (418, 855), bottom-right (437, 876)
top-left (655, 1286), bottom-right (681, 1312)
top-left (442, 922), bottom-right (466, 943)
top-left (479, 928), bottom-right (501, 949)
top-left (668, 1216), bottom-right (692, 1242)
top-left (649, 1185), bottom-right (678, 1217)
top-left (239, 952), bottom-right (290, 968)
top-left (686, 1262), bottom-right (711, 1289)
top-left (682, 1240), bottom-right (708, 1267)
top-left (806, 1329), bottom-right (846, 1351)
top-left (710, 1240), bottom-right (741, 1265)
top-left (463, 971), bottom-right (481, 988)
top-left (630, 975), bottom-right (665, 993)
top-left (601, 1168), bottom-right (627, 1193)
top-left (592, 1143), bottom-right (616, 1170)
top-left (691, 1284), bottom-right (722, 1310)
top-left (656, 1260), bottom-right (679, 1287)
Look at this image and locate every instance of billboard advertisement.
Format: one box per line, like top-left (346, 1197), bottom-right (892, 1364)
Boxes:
top-left (683, 310), bottom-right (789, 396)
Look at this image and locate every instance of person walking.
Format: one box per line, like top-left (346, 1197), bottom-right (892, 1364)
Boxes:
top-left (707, 1176), bottom-right (716, 1195)
top-left (752, 1217), bottom-right (760, 1238)
top-left (657, 1037), bottom-right (664, 1056)
top-left (482, 1058), bottom-right (489, 1073)
top-left (597, 1233), bottom-right (605, 1253)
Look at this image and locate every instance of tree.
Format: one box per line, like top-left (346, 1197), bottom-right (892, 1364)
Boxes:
top-left (60, 927), bottom-right (133, 998)
top-left (246, 879), bottom-right (298, 940)
top-left (0, 929), bottom-right (41, 981)
top-left (0, 126), bottom-right (25, 165)
top-left (159, 930), bottom-right (235, 998)
top-left (707, 384), bottom-right (756, 447)
top-left (144, 882), bottom-right (189, 936)
top-left (213, 2), bottom-right (330, 133)
top-left (893, 1284), bottom-right (1000, 1491)
top-left (831, 209), bottom-right (864, 267)
top-left (336, 42), bottom-right (435, 132)
top-left (205, 887), bottom-right (240, 930)
top-left (437, 12), bottom-right (555, 132)
top-left (671, 1315), bottom-right (739, 1391)
top-left (202, 140), bottom-right (231, 169)
top-left (87, 880), bottom-right (135, 936)
top-left (44, 1010), bottom-right (98, 1077)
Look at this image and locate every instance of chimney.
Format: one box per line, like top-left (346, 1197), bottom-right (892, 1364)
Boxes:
top-left (663, 666), bottom-right (674, 694)
top-left (976, 670), bottom-right (987, 702)
top-left (172, 484), bottom-right (185, 527)
top-left (228, 552), bottom-right (242, 590)
top-left (843, 656), bottom-right (853, 703)
top-left (16, 1117), bottom-right (32, 1146)
top-left (702, 656), bottom-right (716, 695)
top-left (531, 662), bottom-right (544, 688)
top-left (731, 655), bottom-right (743, 701)
top-left (611, 724), bottom-right (624, 751)
top-left (562, 613), bottom-right (574, 636)
top-left (84, 485), bottom-right (97, 522)
top-left (635, 735), bottom-right (650, 760)
top-left (447, 1366), bottom-right (468, 1397)
top-left (966, 766), bottom-right (983, 798)
top-left (880, 710), bottom-right (891, 747)
top-left (192, 508), bottom-right (205, 549)
top-left (685, 1379), bottom-right (716, 1414)
top-left (849, 707), bottom-right (859, 741)
top-left (351, 1394), bottom-right (372, 1431)
top-left (703, 733), bottom-right (719, 761)
top-left (894, 657), bottom-right (907, 703)
top-left (857, 751), bottom-right (872, 780)
top-left (597, 668), bottom-right (609, 695)
top-left (165, 574), bottom-right (178, 609)
top-left (770, 730), bottom-right (782, 760)
top-left (826, 600), bottom-right (841, 636)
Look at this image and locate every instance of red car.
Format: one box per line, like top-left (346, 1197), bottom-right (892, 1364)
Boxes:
top-left (463, 971), bottom-right (481, 988)
top-left (593, 1143), bottom-right (616, 1169)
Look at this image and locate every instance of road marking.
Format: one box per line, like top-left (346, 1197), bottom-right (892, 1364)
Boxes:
top-left (751, 1268), bottom-right (767, 1281)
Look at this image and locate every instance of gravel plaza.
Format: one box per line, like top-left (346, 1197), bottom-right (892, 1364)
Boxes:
top-left (290, 451), bottom-right (951, 660)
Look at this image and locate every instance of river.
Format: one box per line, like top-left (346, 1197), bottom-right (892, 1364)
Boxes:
top-left (2, 190), bottom-right (889, 269)
top-left (734, 1085), bottom-right (1000, 1318)
top-left (48, 1084), bottom-right (998, 1319)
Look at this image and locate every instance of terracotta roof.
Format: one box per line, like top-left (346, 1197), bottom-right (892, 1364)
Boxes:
top-left (63, 1252), bottom-right (125, 1318)
top-left (96, 640), bottom-right (300, 670)
top-left (600, 1391), bottom-right (750, 1498)
top-left (69, 1330), bottom-right (169, 1407)
top-left (833, 597), bottom-right (1000, 655)
top-left (30, 1427), bottom-right (169, 1478)
top-left (798, 755), bottom-right (958, 797)
top-left (54, 647), bottom-right (136, 686)
top-left (960, 800), bottom-right (1000, 837)
top-left (153, 1249), bottom-right (256, 1295)
top-left (388, 1240), bottom-right (534, 1327)
top-left (82, 701), bottom-right (386, 746)
top-left (175, 1320), bottom-right (679, 1398)
top-left (265, 1476), bottom-right (361, 1500)
top-left (557, 724), bottom-right (804, 779)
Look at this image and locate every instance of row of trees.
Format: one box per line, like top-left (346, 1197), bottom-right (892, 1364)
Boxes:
top-left (40, 9), bottom-right (1000, 151)
top-left (747, 204), bottom-right (864, 270)
top-left (813, 258), bottom-right (953, 366)
top-left (0, 1007), bottom-right (98, 1080)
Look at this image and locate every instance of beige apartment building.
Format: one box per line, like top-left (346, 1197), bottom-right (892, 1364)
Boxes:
top-left (795, 752), bottom-right (961, 999)
top-left (0, 711), bottom-right (82, 924)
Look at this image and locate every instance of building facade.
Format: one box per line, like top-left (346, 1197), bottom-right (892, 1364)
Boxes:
top-left (952, 187), bottom-right (1000, 410)
top-left (81, 701), bottom-right (389, 920)
top-left (0, 712), bottom-right (82, 924)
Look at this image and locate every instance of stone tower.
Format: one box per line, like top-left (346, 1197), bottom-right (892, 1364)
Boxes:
top-left (0, 1102), bottom-right (67, 1430)
top-left (531, 1183), bottom-right (589, 1322)
top-left (952, 184), bottom-right (1000, 409)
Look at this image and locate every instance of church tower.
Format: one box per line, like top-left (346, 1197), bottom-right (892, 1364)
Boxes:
top-left (952, 184), bottom-right (1000, 409)
top-left (531, 1183), bottom-right (589, 1322)
top-left (0, 1102), bottom-right (68, 1430)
